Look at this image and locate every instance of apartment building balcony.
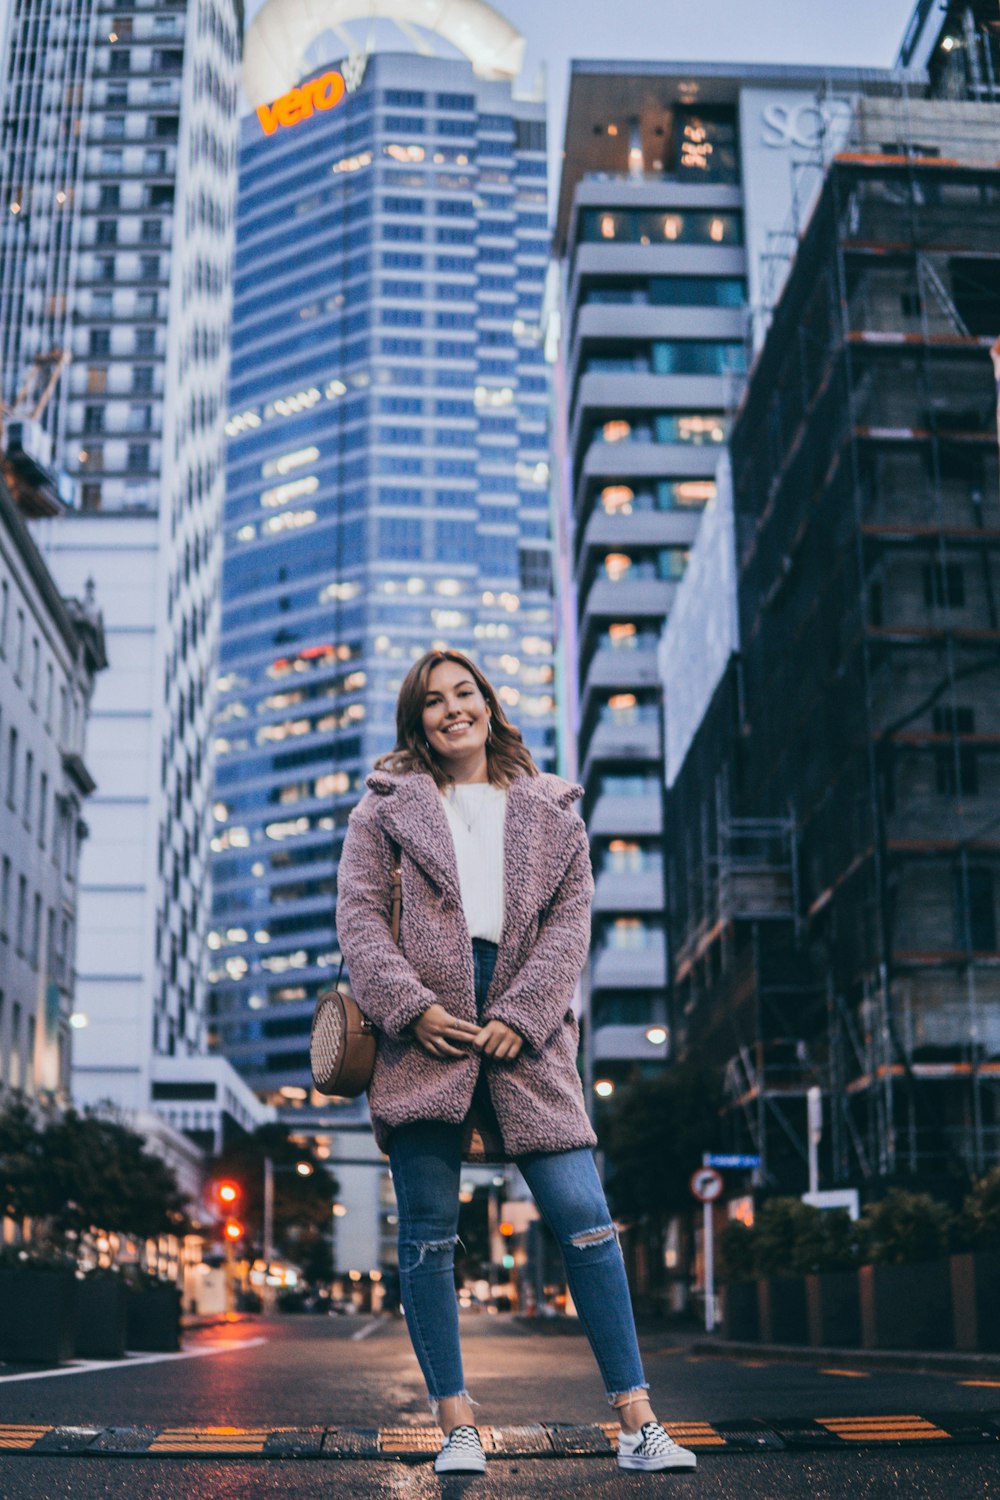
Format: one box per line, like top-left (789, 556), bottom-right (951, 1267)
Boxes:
top-left (587, 789), bottom-right (662, 839)
top-left (592, 1023), bottom-right (670, 1064)
top-left (592, 930), bottom-right (666, 991)
top-left (578, 506), bottom-right (699, 558)
top-left (592, 862), bottom-right (663, 915)
top-left (581, 710), bottom-right (660, 783)
top-left (569, 303), bottom-right (747, 378)
top-left (580, 574), bottom-right (677, 625)
top-left (574, 370), bottom-right (726, 422)
top-left (569, 242), bottom-right (746, 304)
top-left (579, 436), bottom-right (723, 488)
top-left (582, 644), bottom-right (661, 695)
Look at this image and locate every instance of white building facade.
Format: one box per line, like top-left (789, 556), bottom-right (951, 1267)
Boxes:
top-left (0, 471), bottom-right (105, 1109)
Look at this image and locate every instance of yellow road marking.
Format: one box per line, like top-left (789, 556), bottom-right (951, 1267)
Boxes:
top-left (819, 1369), bottom-right (870, 1378)
top-left (379, 1427), bottom-right (443, 1454)
top-left (148, 1426), bottom-right (270, 1453)
top-left (818, 1416), bottom-right (950, 1442)
top-left (0, 1425), bottom-right (48, 1450)
top-left (960, 1380), bottom-right (1000, 1388)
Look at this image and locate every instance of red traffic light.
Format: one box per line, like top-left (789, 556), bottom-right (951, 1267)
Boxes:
top-left (223, 1219), bottom-right (244, 1241)
top-left (216, 1180), bottom-right (240, 1206)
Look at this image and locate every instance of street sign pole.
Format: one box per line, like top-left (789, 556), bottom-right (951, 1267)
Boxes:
top-left (702, 1154), bottom-right (714, 1332)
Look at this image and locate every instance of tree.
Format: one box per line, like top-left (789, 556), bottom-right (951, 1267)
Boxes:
top-left (602, 1061), bottom-right (725, 1221)
top-left (0, 1098), bottom-right (188, 1262)
top-left (207, 1124), bottom-right (339, 1275)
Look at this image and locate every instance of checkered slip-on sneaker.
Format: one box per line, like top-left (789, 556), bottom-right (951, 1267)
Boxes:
top-left (434, 1424), bottom-right (487, 1474)
top-left (616, 1421), bottom-right (698, 1472)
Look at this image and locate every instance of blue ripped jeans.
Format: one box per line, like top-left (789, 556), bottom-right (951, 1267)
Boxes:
top-left (388, 938), bottom-right (647, 1409)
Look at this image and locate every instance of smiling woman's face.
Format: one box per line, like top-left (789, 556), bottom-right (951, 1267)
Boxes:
top-left (421, 658), bottom-right (491, 773)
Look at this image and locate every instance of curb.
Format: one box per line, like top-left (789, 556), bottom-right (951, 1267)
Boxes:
top-left (691, 1339), bottom-right (1000, 1377)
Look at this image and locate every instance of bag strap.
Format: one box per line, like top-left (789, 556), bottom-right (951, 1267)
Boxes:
top-left (335, 844), bottom-right (402, 989)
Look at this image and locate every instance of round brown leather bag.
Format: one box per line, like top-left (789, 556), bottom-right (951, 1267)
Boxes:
top-left (310, 865), bottom-right (400, 1098)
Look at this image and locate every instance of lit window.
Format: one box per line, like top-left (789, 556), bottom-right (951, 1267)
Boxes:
top-left (601, 485), bottom-right (634, 515)
top-left (608, 623), bottom-right (637, 648)
top-left (602, 420), bottom-right (631, 443)
top-left (709, 218), bottom-right (725, 242)
top-left (604, 553), bottom-right (632, 582)
top-left (260, 476), bottom-right (318, 508)
top-left (262, 446), bottom-right (320, 479)
top-left (263, 509), bottom-right (317, 535)
top-left (600, 214), bottom-right (617, 239)
top-left (663, 215), bottom-right (682, 240)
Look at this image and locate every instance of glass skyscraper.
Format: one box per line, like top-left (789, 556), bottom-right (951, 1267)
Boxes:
top-left (209, 49), bottom-right (554, 1098)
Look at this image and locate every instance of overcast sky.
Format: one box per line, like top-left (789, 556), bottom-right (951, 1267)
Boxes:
top-left (244, 0), bottom-right (919, 151)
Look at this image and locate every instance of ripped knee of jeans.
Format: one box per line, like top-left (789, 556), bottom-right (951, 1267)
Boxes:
top-left (401, 1233), bottom-right (462, 1270)
top-left (567, 1222), bottom-right (619, 1251)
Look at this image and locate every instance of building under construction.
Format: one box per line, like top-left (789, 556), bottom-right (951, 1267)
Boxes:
top-left (666, 90), bottom-right (1000, 1198)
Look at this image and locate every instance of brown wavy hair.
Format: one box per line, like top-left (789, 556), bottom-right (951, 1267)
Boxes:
top-left (374, 649), bottom-right (539, 789)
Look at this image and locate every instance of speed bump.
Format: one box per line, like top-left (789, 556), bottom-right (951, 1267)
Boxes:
top-left (0, 1414), bottom-right (995, 1459)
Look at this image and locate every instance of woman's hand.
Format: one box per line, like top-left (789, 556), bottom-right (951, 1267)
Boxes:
top-left (412, 1003), bottom-right (480, 1059)
top-left (473, 1020), bottom-right (523, 1061)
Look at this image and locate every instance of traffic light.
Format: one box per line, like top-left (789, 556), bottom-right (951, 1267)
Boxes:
top-left (215, 1180), bottom-right (240, 1208)
top-left (223, 1219), bottom-right (244, 1243)
top-left (499, 1221), bottom-right (515, 1237)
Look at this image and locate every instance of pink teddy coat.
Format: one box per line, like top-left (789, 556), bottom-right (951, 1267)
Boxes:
top-left (335, 768), bottom-right (598, 1157)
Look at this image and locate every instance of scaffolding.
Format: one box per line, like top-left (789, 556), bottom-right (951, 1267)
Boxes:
top-left (667, 81), bottom-right (1000, 1195)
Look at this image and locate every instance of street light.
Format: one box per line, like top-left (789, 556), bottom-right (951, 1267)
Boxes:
top-left (594, 1079), bottom-right (615, 1098)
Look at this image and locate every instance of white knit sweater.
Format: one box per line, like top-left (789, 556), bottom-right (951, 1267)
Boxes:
top-left (440, 782), bottom-right (507, 943)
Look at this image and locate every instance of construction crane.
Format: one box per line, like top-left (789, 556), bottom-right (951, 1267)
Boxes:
top-left (0, 349), bottom-right (72, 516)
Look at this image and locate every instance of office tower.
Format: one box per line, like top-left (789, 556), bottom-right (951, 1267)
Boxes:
top-left (2, 0), bottom-right (245, 1114)
top-left (0, 462), bottom-right (105, 1105)
top-left (552, 62), bottom-right (900, 1107)
top-left (210, 43), bottom-right (553, 1107)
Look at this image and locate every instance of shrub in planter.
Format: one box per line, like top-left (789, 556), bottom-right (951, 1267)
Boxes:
top-left (806, 1270), bottom-right (862, 1348)
top-left (125, 1277), bottom-right (182, 1352)
top-left (717, 1221), bottom-right (759, 1340)
top-left (860, 1188), bottom-right (952, 1267)
top-left (75, 1272), bottom-right (128, 1359)
top-left (859, 1259), bottom-right (954, 1350)
top-left (950, 1249), bottom-right (1000, 1353)
top-left (0, 1256), bottom-right (78, 1364)
top-left (757, 1274), bottom-right (809, 1345)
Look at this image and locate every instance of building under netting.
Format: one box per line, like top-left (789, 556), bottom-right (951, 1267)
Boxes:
top-left (665, 88), bottom-right (1000, 1197)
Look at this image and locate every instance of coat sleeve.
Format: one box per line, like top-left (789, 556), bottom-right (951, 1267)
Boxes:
top-left (481, 817), bottom-right (594, 1052)
top-left (335, 802), bottom-right (439, 1039)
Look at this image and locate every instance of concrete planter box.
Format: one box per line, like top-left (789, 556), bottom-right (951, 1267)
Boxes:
top-left (950, 1250), bottom-right (1000, 1353)
top-left (0, 1268), bottom-right (78, 1364)
top-left (757, 1276), bottom-right (809, 1345)
top-left (126, 1282), bottom-right (182, 1352)
top-left (806, 1270), bottom-right (862, 1349)
top-left (721, 1281), bottom-right (759, 1341)
top-left (859, 1260), bottom-right (954, 1351)
top-left (75, 1277), bottom-right (128, 1359)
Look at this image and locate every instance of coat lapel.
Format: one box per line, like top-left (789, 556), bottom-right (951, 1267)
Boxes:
top-left (368, 772), bottom-right (463, 904)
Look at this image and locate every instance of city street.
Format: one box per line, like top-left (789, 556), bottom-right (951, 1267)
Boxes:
top-left (1, 1313), bottom-right (998, 1497)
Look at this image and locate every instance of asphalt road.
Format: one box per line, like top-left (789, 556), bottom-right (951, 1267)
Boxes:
top-left (0, 1314), bottom-right (998, 1498)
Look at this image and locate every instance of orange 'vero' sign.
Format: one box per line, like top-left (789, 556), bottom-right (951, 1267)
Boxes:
top-left (256, 71), bottom-right (346, 136)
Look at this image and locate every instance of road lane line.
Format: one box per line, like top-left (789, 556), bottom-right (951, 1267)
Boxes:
top-left (819, 1368), bottom-right (871, 1378)
top-left (0, 1335), bottom-right (267, 1384)
top-left (350, 1319), bottom-right (383, 1341)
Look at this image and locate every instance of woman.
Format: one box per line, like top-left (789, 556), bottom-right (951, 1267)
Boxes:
top-left (336, 649), bottom-right (695, 1476)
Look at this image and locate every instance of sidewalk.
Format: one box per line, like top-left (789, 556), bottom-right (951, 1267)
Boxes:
top-left (691, 1332), bottom-right (1000, 1378)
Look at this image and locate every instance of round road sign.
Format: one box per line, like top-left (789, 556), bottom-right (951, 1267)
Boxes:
top-left (689, 1166), bottom-right (724, 1203)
